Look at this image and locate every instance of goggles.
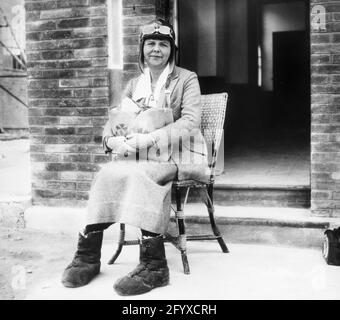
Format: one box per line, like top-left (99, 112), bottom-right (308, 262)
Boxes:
top-left (140, 23), bottom-right (174, 41)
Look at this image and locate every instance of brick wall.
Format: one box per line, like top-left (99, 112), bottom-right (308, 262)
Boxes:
top-left (26, 0), bottom-right (110, 206)
top-left (25, 0), bottom-right (166, 207)
top-left (311, 0), bottom-right (340, 217)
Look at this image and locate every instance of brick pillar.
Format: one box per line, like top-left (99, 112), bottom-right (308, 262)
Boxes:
top-left (311, 1), bottom-right (340, 217)
top-left (26, 0), bottom-right (109, 207)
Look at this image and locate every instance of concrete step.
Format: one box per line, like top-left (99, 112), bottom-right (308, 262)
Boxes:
top-left (24, 204), bottom-right (340, 249)
top-left (185, 184), bottom-right (311, 208)
top-left (168, 204), bottom-right (339, 249)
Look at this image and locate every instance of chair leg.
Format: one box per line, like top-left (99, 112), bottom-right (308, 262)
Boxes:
top-left (108, 223), bottom-right (125, 265)
top-left (205, 186), bottom-right (229, 253)
top-left (180, 240), bottom-right (190, 275)
top-left (175, 186), bottom-right (190, 274)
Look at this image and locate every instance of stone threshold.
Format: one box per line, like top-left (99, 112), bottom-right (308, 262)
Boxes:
top-left (13, 203), bottom-right (338, 249)
top-left (21, 203), bottom-right (339, 233)
top-left (186, 184), bottom-right (311, 208)
top-left (179, 204), bottom-right (333, 229)
top-left (213, 183), bottom-right (310, 190)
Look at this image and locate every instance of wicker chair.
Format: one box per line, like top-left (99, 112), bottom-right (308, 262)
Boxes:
top-left (108, 93), bottom-right (229, 274)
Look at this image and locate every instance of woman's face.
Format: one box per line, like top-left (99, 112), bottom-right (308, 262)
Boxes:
top-left (143, 38), bottom-right (171, 70)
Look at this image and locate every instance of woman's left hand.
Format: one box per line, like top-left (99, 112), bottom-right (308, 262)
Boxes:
top-left (126, 133), bottom-right (155, 150)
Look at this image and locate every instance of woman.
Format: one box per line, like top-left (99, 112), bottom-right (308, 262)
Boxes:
top-left (61, 19), bottom-right (208, 296)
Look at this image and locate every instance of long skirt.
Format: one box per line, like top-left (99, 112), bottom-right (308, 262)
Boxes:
top-left (86, 159), bottom-right (178, 234)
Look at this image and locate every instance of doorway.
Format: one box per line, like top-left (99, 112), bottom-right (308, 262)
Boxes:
top-left (273, 30), bottom-right (310, 129)
top-left (176, 0), bottom-right (310, 188)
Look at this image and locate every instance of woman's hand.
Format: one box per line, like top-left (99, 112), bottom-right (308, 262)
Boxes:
top-left (125, 133), bottom-right (155, 150)
top-left (107, 136), bottom-right (136, 155)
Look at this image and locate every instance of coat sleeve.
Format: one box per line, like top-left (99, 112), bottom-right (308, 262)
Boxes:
top-left (150, 72), bottom-right (202, 146)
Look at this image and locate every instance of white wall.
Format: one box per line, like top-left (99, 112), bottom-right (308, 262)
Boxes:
top-left (196, 0), bottom-right (216, 76)
top-left (178, 0), bottom-right (197, 72)
top-left (216, 0), bottom-right (226, 77)
top-left (262, 2), bottom-right (306, 91)
top-left (0, 0), bottom-right (27, 129)
top-left (178, 0), bottom-right (306, 88)
top-left (0, 77), bottom-right (28, 129)
top-left (228, 0), bottom-right (248, 84)
top-left (0, 0), bottom-right (26, 69)
top-left (179, 0), bottom-right (217, 76)
top-left (178, 0), bottom-right (249, 82)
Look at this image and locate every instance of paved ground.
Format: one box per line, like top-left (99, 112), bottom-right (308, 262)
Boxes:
top-left (0, 139), bottom-right (30, 199)
top-left (25, 240), bottom-right (340, 300)
top-left (4, 224), bottom-right (340, 301)
top-left (0, 226), bottom-right (75, 300)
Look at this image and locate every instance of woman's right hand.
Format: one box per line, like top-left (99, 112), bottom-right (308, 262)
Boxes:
top-left (107, 136), bottom-right (136, 156)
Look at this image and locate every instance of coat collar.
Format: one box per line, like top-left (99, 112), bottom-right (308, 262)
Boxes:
top-left (167, 62), bottom-right (179, 81)
top-left (165, 63), bottom-right (179, 98)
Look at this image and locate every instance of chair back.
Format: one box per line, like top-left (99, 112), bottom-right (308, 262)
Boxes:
top-left (200, 93), bottom-right (228, 180)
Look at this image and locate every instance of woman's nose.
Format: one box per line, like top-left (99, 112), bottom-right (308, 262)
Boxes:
top-left (152, 44), bottom-right (160, 52)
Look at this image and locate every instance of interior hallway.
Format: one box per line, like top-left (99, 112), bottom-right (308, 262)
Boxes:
top-left (216, 129), bottom-right (310, 187)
